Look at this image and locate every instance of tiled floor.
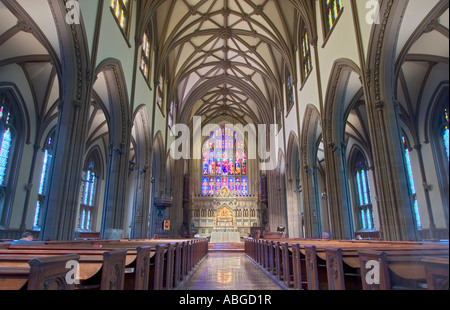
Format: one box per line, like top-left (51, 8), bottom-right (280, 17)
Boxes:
top-left (179, 252), bottom-right (283, 290)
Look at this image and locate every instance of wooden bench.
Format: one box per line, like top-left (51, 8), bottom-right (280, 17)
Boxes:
top-left (0, 249), bottom-right (133, 290)
top-left (358, 249), bottom-right (449, 290)
top-left (422, 257), bottom-right (449, 290)
top-left (0, 253), bottom-right (80, 290)
top-left (0, 237), bottom-right (209, 291)
top-left (245, 238), bottom-right (449, 291)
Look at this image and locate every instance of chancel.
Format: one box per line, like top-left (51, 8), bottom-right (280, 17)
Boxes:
top-left (0, 0), bottom-right (448, 293)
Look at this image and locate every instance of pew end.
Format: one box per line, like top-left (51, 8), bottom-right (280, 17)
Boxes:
top-left (422, 257), bottom-right (449, 290)
top-left (27, 253), bottom-right (80, 290)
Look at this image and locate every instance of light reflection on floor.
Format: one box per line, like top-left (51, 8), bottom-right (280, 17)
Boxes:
top-left (179, 252), bottom-right (283, 290)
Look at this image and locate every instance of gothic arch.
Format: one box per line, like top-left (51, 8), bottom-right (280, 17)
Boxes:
top-left (94, 58), bottom-right (131, 149)
top-left (127, 105), bottom-right (152, 239)
top-left (300, 104), bottom-right (323, 238)
top-left (322, 58), bottom-right (363, 239)
top-left (132, 104), bottom-right (152, 171)
top-left (286, 131), bottom-right (303, 238)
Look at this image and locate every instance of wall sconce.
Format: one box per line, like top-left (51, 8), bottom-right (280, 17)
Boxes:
top-left (321, 192), bottom-right (328, 200)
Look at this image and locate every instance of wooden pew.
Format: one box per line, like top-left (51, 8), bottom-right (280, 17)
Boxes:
top-left (358, 249), bottom-right (449, 290)
top-left (0, 253), bottom-right (80, 290)
top-left (324, 247), bottom-right (362, 290)
top-left (0, 238), bottom-right (208, 291)
top-left (133, 246), bottom-right (153, 290)
top-left (0, 250), bottom-right (129, 290)
top-left (422, 257), bottom-right (449, 290)
top-left (247, 238), bottom-right (449, 291)
top-left (99, 249), bottom-right (127, 290)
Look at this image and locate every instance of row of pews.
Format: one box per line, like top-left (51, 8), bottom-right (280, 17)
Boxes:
top-left (0, 238), bottom-right (208, 290)
top-left (244, 238), bottom-right (449, 290)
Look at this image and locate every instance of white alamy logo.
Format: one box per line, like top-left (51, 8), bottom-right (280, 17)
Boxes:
top-left (66, 0), bottom-right (80, 25)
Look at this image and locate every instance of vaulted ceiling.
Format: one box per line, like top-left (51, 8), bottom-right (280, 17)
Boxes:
top-left (152, 0), bottom-right (301, 126)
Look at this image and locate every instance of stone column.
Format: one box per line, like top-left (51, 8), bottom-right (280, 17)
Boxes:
top-left (301, 165), bottom-right (321, 238)
top-left (100, 142), bottom-right (131, 238)
top-left (362, 0), bottom-right (417, 241)
top-left (130, 168), bottom-right (151, 239)
top-left (40, 0), bottom-right (92, 241)
top-left (322, 141), bottom-right (354, 239)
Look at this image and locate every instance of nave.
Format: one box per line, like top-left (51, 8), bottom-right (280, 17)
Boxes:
top-left (179, 249), bottom-right (283, 291)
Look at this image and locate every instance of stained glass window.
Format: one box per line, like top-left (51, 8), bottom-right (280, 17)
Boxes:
top-left (157, 75), bottom-right (164, 110)
top-left (78, 160), bottom-right (99, 230)
top-left (441, 108), bottom-right (449, 161)
top-left (140, 28), bottom-right (151, 81)
top-left (354, 152), bottom-right (374, 230)
top-left (403, 136), bottom-right (421, 230)
top-left (300, 23), bottom-right (312, 82)
top-left (201, 126), bottom-right (248, 197)
top-left (0, 129), bottom-right (12, 186)
top-left (110, 0), bottom-right (132, 36)
top-left (34, 133), bottom-right (55, 229)
top-left (287, 75), bottom-right (295, 110)
top-left (0, 98), bottom-right (15, 187)
top-left (323, 0), bottom-right (343, 36)
top-left (0, 96), bottom-right (17, 227)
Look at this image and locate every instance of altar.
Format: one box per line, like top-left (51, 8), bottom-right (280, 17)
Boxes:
top-left (210, 228), bottom-right (241, 243)
top-left (209, 207), bottom-right (241, 243)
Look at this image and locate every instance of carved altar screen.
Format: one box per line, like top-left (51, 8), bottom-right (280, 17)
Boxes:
top-left (216, 207), bottom-right (233, 227)
top-left (201, 126), bottom-right (248, 197)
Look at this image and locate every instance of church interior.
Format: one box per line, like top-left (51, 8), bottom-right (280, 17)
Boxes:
top-left (0, 0), bottom-right (448, 293)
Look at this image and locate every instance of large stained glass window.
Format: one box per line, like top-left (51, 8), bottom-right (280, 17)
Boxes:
top-left (323, 0), bottom-right (343, 36)
top-left (403, 136), bottom-right (421, 230)
top-left (202, 126), bottom-right (248, 197)
top-left (34, 132), bottom-right (55, 229)
top-left (354, 152), bottom-right (374, 230)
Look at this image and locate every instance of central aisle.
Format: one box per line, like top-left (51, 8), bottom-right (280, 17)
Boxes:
top-left (179, 252), bottom-right (284, 290)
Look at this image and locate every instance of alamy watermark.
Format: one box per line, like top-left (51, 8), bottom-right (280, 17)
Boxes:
top-left (65, 0), bottom-right (380, 26)
top-left (65, 0), bottom-right (80, 25)
top-left (365, 260), bottom-right (381, 285)
top-left (366, 0), bottom-right (381, 25)
top-left (65, 260), bottom-right (80, 285)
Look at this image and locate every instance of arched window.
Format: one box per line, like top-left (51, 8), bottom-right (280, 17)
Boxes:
top-left (33, 131), bottom-right (55, 230)
top-left (110, 0), bottom-right (132, 38)
top-left (287, 75), bottom-right (295, 111)
top-left (402, 135), bottom-right (421, 230)
top-left (0, 96), bottom-right (17, 226)
top-left (299, 21), bottom-right (312, 83)
top-left (353, 151), bottom-right (374, 231)
top-left (140, 26), bottom-right (152, 82)
top-left (322, 0), bottom-right (344, 38)
top-left (77, 153), bottom-right (101, 231)
top-left (202, 126), bottom-right (248, 197)
top-left (440, 107), bottom-right (449, 161)
top-left (156, 74), bottom-right (164, 111)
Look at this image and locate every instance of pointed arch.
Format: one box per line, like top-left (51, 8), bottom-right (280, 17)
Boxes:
top-left (300, 104), bottom-right (323, 238)
top-left (94, 58), bottom-right (131, 149)
top-left (286, 131), bottom-right (303, 238)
